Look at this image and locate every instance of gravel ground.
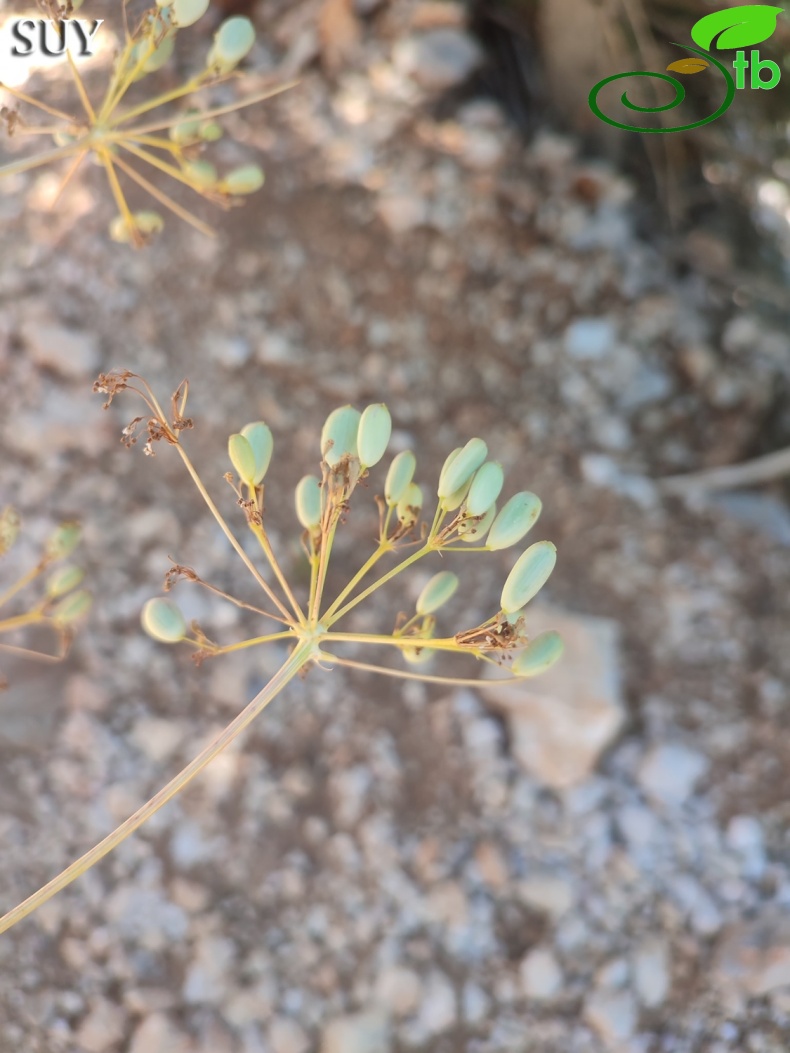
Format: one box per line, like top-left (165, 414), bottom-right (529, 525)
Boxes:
top-left (1, 3), bottom-right (790, 1052)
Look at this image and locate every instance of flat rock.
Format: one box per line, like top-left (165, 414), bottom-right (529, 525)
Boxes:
top-left (638, 743), bottom-right (709, 807)
top-left (21, 318), bottom-right (100, 378)
top-left (713, 910), bottom-right (790, 998)
top-left (480, 606), bottom-right (624, 789)
top-left (321, 1012), bottom-right (390, 1053)
top-left (583, 989), bottom-right (637, 1048)
top-left (393, 29), bottom-right (483, 91)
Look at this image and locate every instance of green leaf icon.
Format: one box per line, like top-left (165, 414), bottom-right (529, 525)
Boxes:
top-left (690, 4), bottom-right (783, 50)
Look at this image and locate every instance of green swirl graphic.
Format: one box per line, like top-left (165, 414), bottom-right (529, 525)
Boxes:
top-left (588, 44), bottom-right (736, 133)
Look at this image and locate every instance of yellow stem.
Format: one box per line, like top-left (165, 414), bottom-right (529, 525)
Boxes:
top-left (0, 640), bottom-right (315, 935)
top-left (320, 652), bottom-right (522, 688)
top-left (0, 143), bottom-right (83, 181)
top-left (65, 49), bottom-right (95, 123)
top-left (109, 152), bottom-right (216, 238)
top-left (116, 80), bottom-right (299, 135)
top-left (248, 520), bottom-right (305, 626)
top-left (171, 444), bottom-right (294, 623)
top-left (0, 83), bottom-right (75, 122)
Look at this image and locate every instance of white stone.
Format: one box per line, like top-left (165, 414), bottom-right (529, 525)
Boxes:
top-left (269, 1017), bottom-right (310, 1053)
top-left (583, 989), bottom-right (637, 1046)
top-left (376, 193), bottom-right (428, 233)
top-left (638, 743), bottom-right (709, 807)
top-left (129, 1014), bottom-right (193, 1053)
top-left (714, 910), bottom-right (790, 998)
top-left (75, 999), bottom-right (126, 1053)
top-left (330, 765), bottom-right (371, 827)
top-left (633, 937), bottom-right (671, 1008)
top-left (321, 1012), bottom-right (389, 1053)
top-left (413, 970), bottom-right (456, 1036)
top-left (564, 317), bottom-right (616, 360)
top-left (461, 981), bottom-right (490, 1024)
top-left (517, 875), bottom-right (575, 918)
top-left (374, 966), bottom-right (422, 1017)
top-left (520, 948), bottom-right (563, 1001)
top-left (393, 29), bottom-right (483, 91)
top-left (21, 317), bottom-right (100, 377)
top-left (480, 606), bottom-right (624, 789)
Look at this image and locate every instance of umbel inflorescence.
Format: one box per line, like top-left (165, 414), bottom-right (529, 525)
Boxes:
top-left (0, 370), bottom-right (562, 934)
top-left (0, 1), bottom-right (290, 244)
top-left (0, 509), bottom-right (90, 688)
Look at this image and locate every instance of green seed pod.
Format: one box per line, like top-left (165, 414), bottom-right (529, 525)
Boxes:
top-left (46, 565), bottom-right (85, 600)
top-left (132, 33), bottom-right (175, 78)
top-left (321, 405), bottom-right (361, 468)
top-left (437, 438), bottom-right (487, 499)
top-left (141, 597), bottom-right (187, 643)
top-left (200, 121), bottom-right (223, 142)
top-left (513, 630), bottom-right (564, 678)
top-left (182, 159), bottom-right (218, 190)
top-left (486, 492), bottom-right (542, 551)
top-left (357, 404), bottom-right (392, 468)
top-left (416, 571), bottom-right (459, 616)
top-left (221, 164), bottom-right (265, 195)
top-left (0, 506), bottom-right (20, 556)
top-left (172, 0), bottom-right (209, 27)
top-left (295, 475), bottom-right (322, 531)
top-left (109, 215), bottom-right (132, 243)
top-left (169, 112), bottom-right (202, 145)
top-left (135, 211), bottom-right (164, 235)
top-left (46, 522), bottom-right (81, 562)
top-left (457, 501), bottom-right (497, 543)
top-left (228, 433), bottom-right (257, 487)
top-left (397, 482), bottom-right (423, 528)
top-left (385, 450), bottom-right (416, 506)
top-left (440, 465), bottom-right (474, 511)
top-left (500, 541), bottom-right (557, 614)
top-left (207, 16), bottom-right (255, 72)
top-left (465, 461), bottom-right (504, 517)
top-left (240, 421), bottom-right (273, 485)
top-left (403, 645), bottom-right (434, 666)
top-left (110, 212), bottom-right (164, 242)
top-left (51, 589), bottom-right (91, 628)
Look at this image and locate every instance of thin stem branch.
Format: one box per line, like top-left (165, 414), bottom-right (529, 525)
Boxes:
top-left (0, 83), bottom-right (75, 122)
top-left (320, 652), bottom-right (523, 688)
top-left (65, 49), bottom-right (96, 123)
top-left (321, 541), bottom-right (393, 622)
top-left (0, 565), bottom-right (43, 610)
top-left (110, 152), bottom-right (216, 237)
top-left (171, 444), bottom-right (294, 623)
top-left (248, 520), bottom-right (305, 626)
top-left (204, 630), bottom-right (295, 655)
top-left (116, 80), bottom-right (299, 136)
top-left (326, 543), bottom-right (435, 627)
top-left (0, 143), bottom-right (83, 180)
top-left (325, 631), bottom-right (476, 655)
top-left (0, 639), bottom-right (315, 935)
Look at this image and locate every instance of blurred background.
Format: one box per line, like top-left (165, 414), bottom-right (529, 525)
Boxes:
top-left (1, 1), bottom-right (790, 1050)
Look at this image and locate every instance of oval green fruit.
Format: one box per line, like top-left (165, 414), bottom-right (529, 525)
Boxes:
top-left (357, 404), bottom-right (392, 468)
top-left (487, 492), bottom-right (542, 551)
top-left (385, 450), bottom-right (416, 506)
top-left (500, 540), bottom-right (557, 614)
top-left (295, 475), bottom-right (322, 530)
top-left (416, 571), bottom-right (459, 616)
top-left (141, 597), bottom-right (187, 643)
top-left (513, 630), bottom-right (564, 677)
top-left (321, 405), bottom-right (360, 468)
